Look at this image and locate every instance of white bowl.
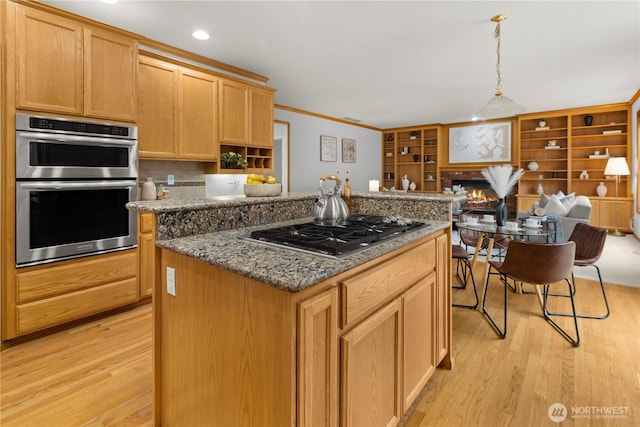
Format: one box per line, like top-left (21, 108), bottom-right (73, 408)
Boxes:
top-left (243, 183), bottom-right (282, 197)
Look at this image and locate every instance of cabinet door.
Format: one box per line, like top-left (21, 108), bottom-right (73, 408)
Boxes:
top-left (138, 56), bottom-right (179, 158)
top-left (341, 298), bottom-right (402, 427)
top-left (138, 213), bottom-right (155, 298)
top-left (435, 233), bottom-right (450, 365)
top-left (15, 5), bottom-right (83, 115)
top-left (402, 275), bottom-right (436, 412)
top-left (219, 79), bottom-right (249, 144)
top-left (178, 69), bottom-right (218, 160)
top-left (298, 288), bottom-right (338, 427)
top-left (595, 198), bottom-right (633, 231)
top-left (250, 88), bottom-right (274, 147)
top-left (84, 28), bottom-right (138, 121)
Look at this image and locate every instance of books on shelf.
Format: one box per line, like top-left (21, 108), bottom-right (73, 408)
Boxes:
top-left (602, 130), bottom-right (622, 135)
top-left (544, 146), bottom-right (561, 149)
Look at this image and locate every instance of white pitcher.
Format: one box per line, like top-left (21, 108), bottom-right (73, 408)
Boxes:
top-left (402, 175), bottom-right (410, 191)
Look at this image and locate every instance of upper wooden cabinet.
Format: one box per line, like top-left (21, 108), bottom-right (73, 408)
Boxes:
top-left (219, 79), bottom-right (275, 147)
top-left (12, 3), bottom-right (137, 121)
top-left (138, 54), bottom-right (217, 161)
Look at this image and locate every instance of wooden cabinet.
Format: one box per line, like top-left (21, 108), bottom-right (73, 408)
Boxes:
top-left (341, 298), bottom-right (403, 427)
top-left (435, 233), bottom-right (450, 365)
top-left (591, 197), bottom-right (633, 232)
top-left (156, 229), bottom-right (451, 426)
top-left (381, 127), bottom-right (440, 192)
top-left (138, 213), bottom-right (156, 298)
top-left (219, 79), bottom-right (275, 173)
top-left (11, 250), bottom-right (138, 337)
top-left (138, 54), bottom-right (217, 161)
top-left (298, 288), bottom-right (339, 427)
top-left (12, 2), bottom-right (137, 121)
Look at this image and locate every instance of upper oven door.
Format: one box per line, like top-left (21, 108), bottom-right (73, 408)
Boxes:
top-left (16, 131), bottom-right (138, 179)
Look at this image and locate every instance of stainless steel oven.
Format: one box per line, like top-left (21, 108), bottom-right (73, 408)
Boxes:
top-left (15, 114), bottom-right (138, 267)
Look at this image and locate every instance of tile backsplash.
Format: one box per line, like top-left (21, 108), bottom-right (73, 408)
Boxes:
top-left (138, 159), bottom-right (206, 200)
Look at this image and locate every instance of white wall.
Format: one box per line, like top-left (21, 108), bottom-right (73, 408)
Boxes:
top-left (632, 96), bottom-right (639, 237)
top-left (274, 108), bottom-right (381, 192)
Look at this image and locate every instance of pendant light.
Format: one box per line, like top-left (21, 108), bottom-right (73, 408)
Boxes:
top-left (473, 15), bottom-right (525, 121)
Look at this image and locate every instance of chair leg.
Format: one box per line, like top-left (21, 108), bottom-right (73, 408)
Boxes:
top-left (453, 258), bottom-right (467, 289)
top-left (481, 266), bottom-right (508, 338)
top-left (548, 265), bottom-right (610, 320)
top-left (540, 279), bottom-right (580, 347)
top-left (453, 258), bottom-right (479, 310)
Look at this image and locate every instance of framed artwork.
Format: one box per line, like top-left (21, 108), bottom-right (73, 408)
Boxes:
top-left (320, 135), bottom-right (337, 162)
top-left (342, 138), bottom-right (356, 163)
top-left (449, 122), bottom-right (512, 163)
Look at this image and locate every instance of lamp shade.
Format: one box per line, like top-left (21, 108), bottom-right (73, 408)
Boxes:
top-left (604, 157), bottom-right (630, 176)
top-left (473, 94), bottom-right (526, 121)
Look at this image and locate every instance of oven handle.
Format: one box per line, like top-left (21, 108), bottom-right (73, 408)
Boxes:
top-left (18, 181), bottom-right (137, 190)
top-left (17, 132), bottom-right (136, 147)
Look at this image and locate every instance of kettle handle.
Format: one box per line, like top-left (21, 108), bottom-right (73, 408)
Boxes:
top-left (320, 174), bottom-right (342, 184)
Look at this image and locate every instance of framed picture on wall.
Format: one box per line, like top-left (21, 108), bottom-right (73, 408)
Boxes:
top-left (320, 135), bottom-right (337, 162)
top-left (342, 138), bottom-right (356, 163)
top-left (448, 122), bottom-right (512, 163)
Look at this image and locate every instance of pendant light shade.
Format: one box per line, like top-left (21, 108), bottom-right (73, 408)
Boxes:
top-left (473, 15), bottom-right (525, 121)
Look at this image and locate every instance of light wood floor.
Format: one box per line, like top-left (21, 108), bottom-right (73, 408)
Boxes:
top-left (1, 275), bottom-right (638, 426)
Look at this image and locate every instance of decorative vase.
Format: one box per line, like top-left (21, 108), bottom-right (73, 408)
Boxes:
top-left (596, 182), bottom-right (607, 197)
top-left (538, 119), bottom-right (547, 128)
top-left (402, 175), bottom-right (410, 191)
top-left (527, 161), bottom-right (539, 171)
top-left (141, 177), bottom-right (156, 201)
top-left (496, 198), bottom-right (507, 226)
top-left (584, 115), bottom-right (593, 126)
top-left (580, 170), bottom-right (589, 180)
top-left (409, 181), bottom-right (417, 191)
top-left (536, 183), bottom-right (544, 195)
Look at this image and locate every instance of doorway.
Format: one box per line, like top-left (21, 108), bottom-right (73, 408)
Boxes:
top-left (274, 121), bottom-right (290, 193)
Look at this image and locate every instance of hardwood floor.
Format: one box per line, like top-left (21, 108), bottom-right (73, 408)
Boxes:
top-left (1, 276), bottom-right (638, 426)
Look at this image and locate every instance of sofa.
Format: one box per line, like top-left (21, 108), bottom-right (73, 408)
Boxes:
top-left (519, 192), bottom-right (592, 242)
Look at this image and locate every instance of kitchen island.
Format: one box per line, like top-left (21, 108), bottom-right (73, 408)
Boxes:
top-left (127, 191), bottom-right (464, 426)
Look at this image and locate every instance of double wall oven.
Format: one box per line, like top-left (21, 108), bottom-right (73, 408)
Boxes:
top-left (15, 114), bottom-right (138, 267)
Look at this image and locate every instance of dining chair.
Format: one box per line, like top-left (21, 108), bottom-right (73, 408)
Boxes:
top-left (452, 244), bottom-right (478, 309)
top-left (458, 212), bottom-right (509, 260)
top-left (481, 240), bottom-right (580, 346)
top-left (548, 222), bottom-right (610, 319)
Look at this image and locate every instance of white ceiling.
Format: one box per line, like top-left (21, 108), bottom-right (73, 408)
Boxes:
top-left (40, 0), bottom-right (639, 129)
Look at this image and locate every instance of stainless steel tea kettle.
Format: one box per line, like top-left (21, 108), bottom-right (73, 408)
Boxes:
top-left (312, 174), bottom-right (350, 225)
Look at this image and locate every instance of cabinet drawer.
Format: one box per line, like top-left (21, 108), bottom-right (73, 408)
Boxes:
top-left (341, 239), bottom-right (436, 328)
top-left (16, 251), bottom-right (137, 303)
top-left (16, 277), bottom-right (139, 334)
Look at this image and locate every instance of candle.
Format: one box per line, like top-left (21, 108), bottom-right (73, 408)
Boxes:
top-left (369, 180), bottom-right (379, 191)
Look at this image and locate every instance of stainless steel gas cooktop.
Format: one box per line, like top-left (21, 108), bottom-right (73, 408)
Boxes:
top-left (248, 214), bottom-right (427, 259)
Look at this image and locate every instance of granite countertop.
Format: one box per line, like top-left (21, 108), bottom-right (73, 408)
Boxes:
top-left (156, 217), bottom-right (450, 292)
top-left (127, 191), bottom-right (466, 213)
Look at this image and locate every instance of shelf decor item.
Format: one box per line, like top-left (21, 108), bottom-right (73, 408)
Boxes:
top-left (141, 177), bottom-right (157, 201)
top-left (481, 164), bottom-right (525, 226)
top-left (580, 170), bottom-right (589, 180)
top-left (473, 15), bottom-right (525, 120)
top-left (603, 157), bottom-right (630, 235)
top-left (596, 182), bottom-right (608, 197)
top-left (402, 175), bottom-right (410, 191)
top-left (409, 182), bottom-right (417, 191)
top-left (584, 115), bottom-right (593, 126)
top-left (536, 183), bottom-right (544, 195)
top-left (527, 161), bottom-right (539, 171)
top-left (538, 119), bottom-right (546, 128)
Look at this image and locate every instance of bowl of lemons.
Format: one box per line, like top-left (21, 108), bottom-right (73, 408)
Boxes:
top-left (244, 174), bottom-right (281, 197)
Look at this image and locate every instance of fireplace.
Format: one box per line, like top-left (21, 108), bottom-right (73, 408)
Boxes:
top-left (441, 170), bottom-right (517, 219)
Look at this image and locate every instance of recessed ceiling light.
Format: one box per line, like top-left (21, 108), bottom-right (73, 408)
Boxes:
top-left (192, 30), bottom-right (210, 41)
top-left (101, 0), bottom-right (118, 4)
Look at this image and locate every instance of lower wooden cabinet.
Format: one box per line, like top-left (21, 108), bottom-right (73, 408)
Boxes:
top-left (138, 212), bottom-right (156, 298)
top-left (155, 229), bottom-right (452, 426)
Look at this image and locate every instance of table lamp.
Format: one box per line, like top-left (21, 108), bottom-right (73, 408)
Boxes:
top-left (603, 157), bottom-right (630, 236)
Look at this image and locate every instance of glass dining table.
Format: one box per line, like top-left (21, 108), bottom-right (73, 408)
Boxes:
top-left (455, 220), bottom-right (554, 308)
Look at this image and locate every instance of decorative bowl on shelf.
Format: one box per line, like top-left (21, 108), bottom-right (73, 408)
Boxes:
top-left (527, 161), bottom-right (539, 171)
top-left (243, 183), bottom-right (282, 197)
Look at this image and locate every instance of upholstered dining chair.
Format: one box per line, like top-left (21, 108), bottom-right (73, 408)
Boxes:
top-left (452, 244), bottom-right (478, 309)
top-left (550, 222), bottom-right (610, 319)
top-left (458, 212), bottom-right (510, 260)
top-left (481, 240), bottom-right (580, 346)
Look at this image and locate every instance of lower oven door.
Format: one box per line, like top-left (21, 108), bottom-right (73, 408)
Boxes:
top-left (16, 180), bottom-right (137, 267)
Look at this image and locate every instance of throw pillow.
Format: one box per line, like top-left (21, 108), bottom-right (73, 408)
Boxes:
top-left (544, 194), bottom-right (573, 216)
top-left (539, 193), bottom-right (551, 208)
